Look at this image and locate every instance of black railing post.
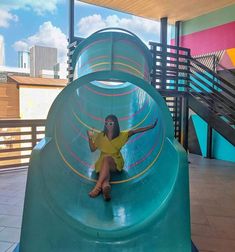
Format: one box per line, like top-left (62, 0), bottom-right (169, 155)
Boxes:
top-left (178, 97), bottom-right (182, 142)
top-left (205, 54), bottom-right (216, 159)
top-left (31, 125), bottom-right (37, 148)
top-left (206, 126), bottom-right (213, 159)
top-left (174, 21), bottom-right (181, 141)
top-left (183, 93), bottom-right (189, 150)
top-left (175, 21), bottom-right (181, 91)
top-left (160, 17), bottom-right (168, 90)
top-left (151, 44), bottom-right (156, 87)
top-left (183, 48), bottom-right (190, 150)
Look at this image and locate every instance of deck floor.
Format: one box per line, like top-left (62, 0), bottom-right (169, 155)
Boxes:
top-left (190, 154), bottom-right (235, 252)
top-left (0, 154), bottom-right (234, 252)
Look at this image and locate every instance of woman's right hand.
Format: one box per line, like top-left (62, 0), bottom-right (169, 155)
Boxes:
top-left (87, 130), bottom-right (92, 138)
top-left (87, 129), bottom-right (97, 152)
top-left (87, 128), bottom-right (95, 138)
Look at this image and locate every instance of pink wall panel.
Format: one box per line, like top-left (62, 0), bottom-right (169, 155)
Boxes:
top-left (180, 21), bottom-right (235, 56)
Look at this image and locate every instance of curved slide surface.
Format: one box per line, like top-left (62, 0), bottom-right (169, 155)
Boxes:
top-left (17, 29), bottom-right (191, 252)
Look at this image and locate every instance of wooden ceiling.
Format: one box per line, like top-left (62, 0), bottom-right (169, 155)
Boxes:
top-left (78, 0), bottom-right (235, 23)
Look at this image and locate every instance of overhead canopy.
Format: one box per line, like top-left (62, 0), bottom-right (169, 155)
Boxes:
top-left (78, 0), bottom-right (235, 23)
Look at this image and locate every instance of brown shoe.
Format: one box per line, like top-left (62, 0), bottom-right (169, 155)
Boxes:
top-left (89, 185), bottom-right (102, 198)
top-left (102, 185), bottom-right (111, 201)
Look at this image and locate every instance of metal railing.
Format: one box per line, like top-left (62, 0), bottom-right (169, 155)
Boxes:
top-left (0, 119), bottom-right (46, 170)
top-left (149, 42), bottom-right (191, 145)
top-left (149, 41), bottom-right (235, 148)
top-left (189, 58), bottom-right (235, 127)
top-left (150, 41), bottom-right (190, 92)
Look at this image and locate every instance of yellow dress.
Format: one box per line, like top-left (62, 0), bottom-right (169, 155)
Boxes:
top-left (92, 131), bottom-right (129, 173)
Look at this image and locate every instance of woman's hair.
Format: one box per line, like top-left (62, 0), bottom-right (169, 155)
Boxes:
top-left (103, 114), bottom-right (120, 139)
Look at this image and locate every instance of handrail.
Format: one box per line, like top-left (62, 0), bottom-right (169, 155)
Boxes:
top-left (149, 41), bottom-right (191, 53)
top-left (189, 59), bottom-right (235, 110)
top-left (189, 81), bottom-right (235, 124)
top-left (190, 71), bottom-right (235, 109)
top-left (0, 119), bottom-right (45, 127)
top-left (194, 53), bottom-right (235, 79)
top-left (0, 119), bottom-right (46, 170)
top-left (217, 62), bottom-right (235, 78)
top-left (190, 57), bottom-right (235, 92)
top-left (189, 58), bottom-right (235, 127)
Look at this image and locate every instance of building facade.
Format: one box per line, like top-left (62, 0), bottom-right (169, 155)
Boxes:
top-left (0, 75), bottom-right (66, 119)
top-left (18, 51), bottom-right (30, 69)
top-left (30, 45), bottom-right (57, 77)
top-left (0, 36), bottom-right (5, 66)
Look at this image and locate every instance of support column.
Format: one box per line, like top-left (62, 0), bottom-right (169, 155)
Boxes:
top-left (160, 17), bottom-right (168, 90)
top-left (68, 0), bottom-right (75, 83)
top-left (160, 17), bottom-right (168, 45)
top-left (175, 21), bottom-right (181, 47)
top-left (69, 0), bottom-right (75, 44)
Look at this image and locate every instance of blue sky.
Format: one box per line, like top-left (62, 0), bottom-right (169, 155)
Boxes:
top-left (0, 0), bottom-right (173, 67)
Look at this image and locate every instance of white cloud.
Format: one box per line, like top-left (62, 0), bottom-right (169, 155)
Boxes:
top-left (13, 21), bottom-right (67, 63)
top-left (0, 0), bottom-right (62, 28)
top-left (77, 14), bottom-right (106, 36)
top-left (77, 14), bottom-right (161, 44)
top-left (0, 9), bottom-right (18, 28)
top-left (1, 0), bottom-right (62, 15)
top-left (13, 40), bottom-right (29, 52)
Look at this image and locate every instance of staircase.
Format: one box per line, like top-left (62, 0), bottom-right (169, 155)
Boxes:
top-left (189, 58), bottom-right (235, 146)
top-left (149, 41), bottom-right (235, 148)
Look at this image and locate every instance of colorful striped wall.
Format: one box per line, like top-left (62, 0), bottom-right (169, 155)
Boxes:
top-left (180, 5), bottom-right (235, 163)
top-left (181, 4), bottom-right (235, 35)
top-left (181, 21), bottom-right (235, 56)
top-left (180, 4), bottom-right (235, 69)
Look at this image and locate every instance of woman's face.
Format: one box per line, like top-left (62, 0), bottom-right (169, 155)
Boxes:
top-left (105, 119), bottom-right (115, 132)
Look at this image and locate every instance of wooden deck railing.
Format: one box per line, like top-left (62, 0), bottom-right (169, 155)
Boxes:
top-left (0, 119), bottom-right (46, 169)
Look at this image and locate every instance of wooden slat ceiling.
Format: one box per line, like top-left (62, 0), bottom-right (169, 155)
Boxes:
top-left (78, 0), bottom-right (235, 23)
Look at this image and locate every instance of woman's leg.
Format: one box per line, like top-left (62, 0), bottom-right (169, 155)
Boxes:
top-left (101, 157), bottom-right (116, 201)
top-left (89, 156), bottom-right (116, 198)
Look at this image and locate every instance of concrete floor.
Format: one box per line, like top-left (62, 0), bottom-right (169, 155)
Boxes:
top-left (0, 169), bottom-right (26, 252)
top-left (189, 155), bottom-right (235, 252)
top-left (0, 154), bottom-right (234, 252)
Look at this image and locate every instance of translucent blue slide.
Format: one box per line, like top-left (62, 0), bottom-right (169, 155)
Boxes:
top-left (16, 29), bottom-right (192, 251)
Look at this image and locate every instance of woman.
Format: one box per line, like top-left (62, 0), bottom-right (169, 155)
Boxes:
top-left (87, 114), bottom-right (158, 201)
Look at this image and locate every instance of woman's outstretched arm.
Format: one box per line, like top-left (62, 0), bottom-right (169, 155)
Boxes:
top-left (128, 119), bottom-right (158, 137)
top-left (87, 130), bottom-right (97, 152)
